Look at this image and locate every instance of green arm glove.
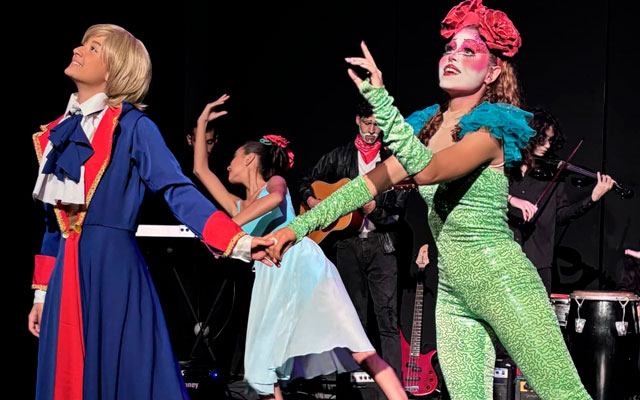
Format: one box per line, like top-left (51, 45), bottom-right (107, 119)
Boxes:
top-left (288, 175), bottom-right (373, 241)
top-left (360, 80), bottom-right (433, 174)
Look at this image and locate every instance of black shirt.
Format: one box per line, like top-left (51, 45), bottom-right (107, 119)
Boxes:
top-left (508, 173), bottom-right (595, 270)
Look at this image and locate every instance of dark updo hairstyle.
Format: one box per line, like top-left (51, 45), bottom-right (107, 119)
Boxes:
top-left (242, 140), bottom-right (291, 180)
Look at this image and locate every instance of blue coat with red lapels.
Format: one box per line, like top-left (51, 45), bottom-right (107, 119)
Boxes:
top-left (32, 102), bottom-right (244, 400)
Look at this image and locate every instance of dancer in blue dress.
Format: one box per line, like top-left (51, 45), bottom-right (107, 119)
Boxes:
top-left (192, 98), bottom-right (407, 399)
top-left (27, 25), bottom-right (272, 400)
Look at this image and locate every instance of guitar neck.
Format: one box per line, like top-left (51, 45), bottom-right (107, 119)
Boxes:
top-left (409, 282), bottom-right (424, 357)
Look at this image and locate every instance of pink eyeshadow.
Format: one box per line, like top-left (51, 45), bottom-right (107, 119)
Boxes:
top-left (462, 39), bottom-right (488, 54)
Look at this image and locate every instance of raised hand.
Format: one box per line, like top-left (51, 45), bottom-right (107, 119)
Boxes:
top-left (197, 94), bottom-right (230, 126)
top-left (345, 41), bottom-right (384, 89)
top-left (264, 227), bottom-right (297, 261)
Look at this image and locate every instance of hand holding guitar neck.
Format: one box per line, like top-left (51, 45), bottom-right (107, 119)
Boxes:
top-left (416, 244), bottom-right (430, 269)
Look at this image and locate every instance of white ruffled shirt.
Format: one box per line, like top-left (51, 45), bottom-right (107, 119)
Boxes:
top-left (32, 92), bottom-right (109, 206)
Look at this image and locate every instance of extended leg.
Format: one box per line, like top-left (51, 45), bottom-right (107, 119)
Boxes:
top-left (352, 350), bottom-right (407, 400)
top-left (435, 283), bottom-right (496, 399)
top-left (469, 250), bottom-right (591, 399)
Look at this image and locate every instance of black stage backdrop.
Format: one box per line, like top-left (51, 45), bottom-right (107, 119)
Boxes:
top-left (11, 1), bottom-right (639, 395)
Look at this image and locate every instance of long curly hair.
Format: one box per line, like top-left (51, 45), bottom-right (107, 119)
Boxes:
top-left (521, 108), bottom-right (565, 169)
top-left (417, 55), bottom-right (522, 146)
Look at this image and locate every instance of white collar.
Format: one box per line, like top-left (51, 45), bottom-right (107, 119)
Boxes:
top-left (64, 92), bottom-right (108, 117)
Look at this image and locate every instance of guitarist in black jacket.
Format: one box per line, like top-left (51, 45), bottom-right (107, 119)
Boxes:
top-left (298, 101), bottom-right (408, 379)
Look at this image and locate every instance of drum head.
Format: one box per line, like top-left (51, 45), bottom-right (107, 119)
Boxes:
top-left (570, 290), bottom-right (640, 301)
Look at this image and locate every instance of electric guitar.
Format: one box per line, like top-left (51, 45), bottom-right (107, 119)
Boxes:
top-left (400, 244), bottom-right (438, 396)
top-left (299, 177), bottom-right (416, 244)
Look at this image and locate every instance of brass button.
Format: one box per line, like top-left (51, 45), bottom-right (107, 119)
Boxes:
top-left (62, 231), bottom-right (69, 239)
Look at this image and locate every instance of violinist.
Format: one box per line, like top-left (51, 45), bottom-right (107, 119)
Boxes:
top-left (507, 109), bottom-right (615, 294)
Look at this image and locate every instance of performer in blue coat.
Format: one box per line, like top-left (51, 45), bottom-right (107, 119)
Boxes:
top-left (27, 24), bottom-right (271, 400)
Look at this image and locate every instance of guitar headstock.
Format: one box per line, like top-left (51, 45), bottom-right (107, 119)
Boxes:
top-left (416, 244), bottom-right (429, 270)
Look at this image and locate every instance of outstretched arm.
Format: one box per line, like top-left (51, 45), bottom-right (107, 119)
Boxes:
top-left (192, 94), bottom-right (241, 216)
top-left (265, 42), bottom-right (503, 259)
top-left (348, 41), bottom-right (502, 185)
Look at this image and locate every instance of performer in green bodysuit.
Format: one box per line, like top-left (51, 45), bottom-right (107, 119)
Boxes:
top-left (265, 1), bottom-right (592, 398)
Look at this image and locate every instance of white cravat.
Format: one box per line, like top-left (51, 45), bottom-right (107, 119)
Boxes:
top-left (32, 92), bottom-right (109, 206)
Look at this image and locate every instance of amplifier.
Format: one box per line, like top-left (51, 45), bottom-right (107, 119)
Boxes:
top-left (350, 371), bottom-right (375, 384)
top-left (514, 371), bottom-right (541, 400)
top-left (494, 358), bottom-right (515, 400)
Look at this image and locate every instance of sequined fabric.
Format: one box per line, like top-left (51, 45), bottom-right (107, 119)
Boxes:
top-left (288, 175), bottom-right (373, 241)
top-left (362, 84), bottom-right (590, 399)
top-left (360, 81), bottom-right (433, 174)
top-left (423, 169), bottom-right (590, 399)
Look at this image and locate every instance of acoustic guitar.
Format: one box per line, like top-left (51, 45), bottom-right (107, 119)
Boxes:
top-left (400, 244), bottom-right (438, 396)
top-left (299, 178), bottom-right (417, 244)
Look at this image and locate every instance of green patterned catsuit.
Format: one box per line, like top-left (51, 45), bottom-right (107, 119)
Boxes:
top-left (288, 82), bottom-right (591, 399)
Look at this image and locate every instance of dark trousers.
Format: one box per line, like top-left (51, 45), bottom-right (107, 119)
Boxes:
top-left (336, 232), bottom-right (402, 379)
top-left (538, 267), bottom-right (552, 295)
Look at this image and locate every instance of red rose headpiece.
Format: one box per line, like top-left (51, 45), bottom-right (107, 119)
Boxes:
top-left (441, 0), bottom-right (522, 58)
top-left (260, 134), bottom-right (295, 170)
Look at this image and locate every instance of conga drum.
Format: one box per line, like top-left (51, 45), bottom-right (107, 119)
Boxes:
top-left (550, 293), bottom-right (571, 341)
top-left (567, 290), bottom-right (640, 399)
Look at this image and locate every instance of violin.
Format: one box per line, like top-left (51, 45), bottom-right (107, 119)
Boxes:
top-left (531, 156), bottom-right (634, 199)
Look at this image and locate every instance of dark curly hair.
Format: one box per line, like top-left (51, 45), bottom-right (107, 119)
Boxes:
top-left (356, 101), bottom-right (374, 118)
top-left (520, 108), bottom-right (565, 170)
top-left (242, 140), bottom-right (291, 180)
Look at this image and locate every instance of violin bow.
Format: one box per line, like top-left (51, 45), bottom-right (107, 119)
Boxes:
top-left (534, 139), bottom-right (583, 207)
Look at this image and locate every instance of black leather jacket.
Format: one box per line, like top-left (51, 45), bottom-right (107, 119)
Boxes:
top-left (298, 140), bottom-right (408, 253)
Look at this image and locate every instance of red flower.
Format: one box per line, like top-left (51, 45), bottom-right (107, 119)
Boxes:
top-left (441, 0), bottom-right (487, 39)
top-left (440, 0), bottom-right (521, 58)
top-left (262, 134), bottom-right (295, 170)
top-left (286, 148), bottom-right (295, 170)
top-left (262, 134), bottom-right (290, 148)
top-left (478, 9), bottom-right (521, 58)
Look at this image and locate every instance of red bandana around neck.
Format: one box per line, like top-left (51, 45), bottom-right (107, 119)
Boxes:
top-left (354, 135), bottom-right (382, 164)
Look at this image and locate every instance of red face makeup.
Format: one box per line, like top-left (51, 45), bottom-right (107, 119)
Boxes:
top-left (438, 28), bottom-right (494, 94)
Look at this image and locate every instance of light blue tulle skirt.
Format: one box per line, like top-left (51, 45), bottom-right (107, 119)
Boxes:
top-left (244, 238), bottom-right (374, 395)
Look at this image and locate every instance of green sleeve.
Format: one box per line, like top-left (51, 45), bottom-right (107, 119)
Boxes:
top-left (288, 175), bottom-right (373, 241)
top-left (360, 80), bottom-right (433, 174)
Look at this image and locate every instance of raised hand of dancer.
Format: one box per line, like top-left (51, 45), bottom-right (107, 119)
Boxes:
top-left (345, 41), bottom-right (384, 89)
top-left (28, 303), bottom-right (44, 337)
top-left (509, 195), bottom-right (538, 221)
top-left (197, 94), bottom-right (230, 126)
top-left (263, 227), bottom-right (297, 261)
